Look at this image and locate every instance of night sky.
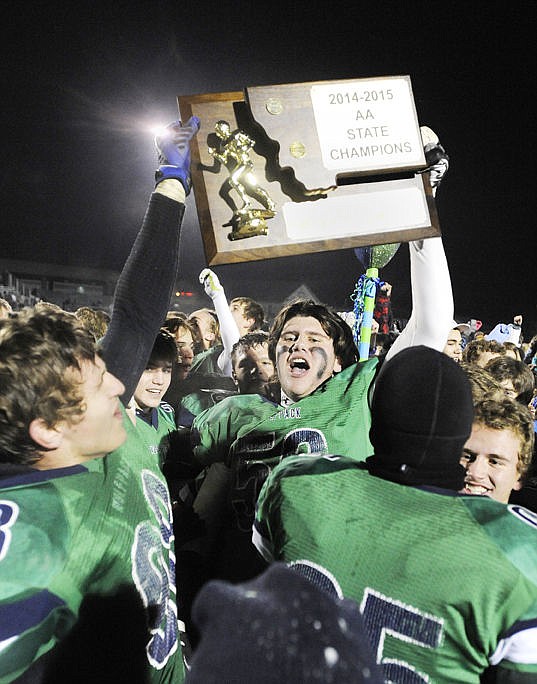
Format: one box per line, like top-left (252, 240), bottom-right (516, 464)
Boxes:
top-left (2, 2), bottom-right (535, 331)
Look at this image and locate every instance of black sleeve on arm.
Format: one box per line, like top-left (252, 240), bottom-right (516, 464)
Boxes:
top-left (100, 192), bottom-right (185, 403)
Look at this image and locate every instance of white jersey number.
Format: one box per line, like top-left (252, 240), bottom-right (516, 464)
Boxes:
top-left (361, 588), bottom-right (444, 684)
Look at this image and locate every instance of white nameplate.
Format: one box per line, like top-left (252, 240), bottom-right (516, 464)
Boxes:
top-left (310, 76), bottom-right (425, 174)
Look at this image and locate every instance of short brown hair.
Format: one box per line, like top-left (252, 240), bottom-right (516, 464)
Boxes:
top-left (463, 338), bottom-right (506, 365)
top-left (0, 310), bottom-right (97, 465)
top-left (163, 314), bottom-right (196, 339)
top-left (472, 398), bottom-right (534, 479)
top-left (503, 341), bottom-right (524, 362)
top-left (459, 362), bottom-right (504, 404)
top-left (230, 297), bottom-right (265, 331)
top-left (75, 306), bottom-right (110, 340)
top-left (485, 356), bottom-right (535, 405)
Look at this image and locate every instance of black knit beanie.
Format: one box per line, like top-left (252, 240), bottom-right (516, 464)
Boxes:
top-left (367, 346), bottom-right (473, 490)
top-left (185, 562), bottom-right (383, 683)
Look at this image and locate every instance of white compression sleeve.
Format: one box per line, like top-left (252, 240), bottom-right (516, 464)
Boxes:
top-left (385, 237), bottom-right (454, 362)
top-left (211, 289), bottom-right (240, 376)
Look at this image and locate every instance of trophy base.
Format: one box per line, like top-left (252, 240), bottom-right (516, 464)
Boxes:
top-left (226, 209), bottom-right (275, 241)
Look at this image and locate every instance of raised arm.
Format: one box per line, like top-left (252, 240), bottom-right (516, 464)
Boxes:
top-left (101, 117), bottom-right (199, 402)
top-left (385, 127), bottom-right (454, 361)
top-left (199, 268), bottom-right (240, 377)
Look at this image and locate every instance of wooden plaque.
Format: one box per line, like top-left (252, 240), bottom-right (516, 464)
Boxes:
top-left (178, 76), bottom-right (440, 266)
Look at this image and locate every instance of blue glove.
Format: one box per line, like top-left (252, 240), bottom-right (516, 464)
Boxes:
top-left (155, 116), bottom-right (200, 195)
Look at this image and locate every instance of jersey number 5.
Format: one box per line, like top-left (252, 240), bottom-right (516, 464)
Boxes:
top-left (361, 588), bottom-right (444, 683)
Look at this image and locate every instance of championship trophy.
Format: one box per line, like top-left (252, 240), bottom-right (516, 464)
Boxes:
top-left (178, 76), bottom-right (440, 265)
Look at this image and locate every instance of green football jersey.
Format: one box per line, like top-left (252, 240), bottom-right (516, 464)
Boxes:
top-left (189, 345), bottom-right (223, 376)
top-left (192, 359), bottom-right (377, 534)
top-left (254, 454), bottom-right (537, 683)
top-left (177, 387), bottom-right (237, 428)
top-left (135, 402), bottom-right (177, 468)
top-left (0, 407), bottom-right (184, 683)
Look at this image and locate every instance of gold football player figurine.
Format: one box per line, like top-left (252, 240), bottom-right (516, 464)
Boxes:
top-left (208, 120), bottom-right (276, 240)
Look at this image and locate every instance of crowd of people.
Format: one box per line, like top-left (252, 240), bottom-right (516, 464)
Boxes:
top-left (1, 119), bottom-right (536, 684)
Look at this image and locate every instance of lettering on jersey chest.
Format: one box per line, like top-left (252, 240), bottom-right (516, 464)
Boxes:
top-left (270, 407), bottom-right (302, 420)
top-left (111, 467), bottom-right (130, 513)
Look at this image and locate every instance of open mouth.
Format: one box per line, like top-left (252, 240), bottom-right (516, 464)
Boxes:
top-left (289, 357), bottom-right (310, 376)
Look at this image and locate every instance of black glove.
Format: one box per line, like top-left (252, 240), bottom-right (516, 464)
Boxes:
top-left (420, 125), bottom-right (449, 194)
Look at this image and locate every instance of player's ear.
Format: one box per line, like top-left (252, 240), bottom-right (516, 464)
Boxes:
top-left (231, 370), bottom-right (239, 387)
top-left (512, 476), bottom-right (523, 492)
top-left (29, 418), bottom-right (64, 450)
top-left (334, 357), bottom-right (342, 373)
